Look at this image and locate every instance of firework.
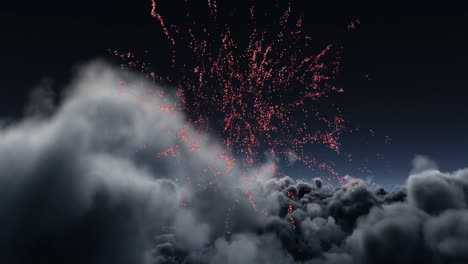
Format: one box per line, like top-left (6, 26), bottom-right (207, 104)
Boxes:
top-left (140, 1), bottom-right (346, 169)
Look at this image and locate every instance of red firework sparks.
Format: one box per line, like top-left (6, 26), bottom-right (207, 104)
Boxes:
top-left (106, 3), bottom-right (401, 233)
top-left (114, 0), bottom-right (356, 182)
top-left (145, 0), bottom-right (345, 166)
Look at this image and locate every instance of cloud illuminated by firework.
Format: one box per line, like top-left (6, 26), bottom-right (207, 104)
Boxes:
top-left (115, 0), bottom-right (351, 180)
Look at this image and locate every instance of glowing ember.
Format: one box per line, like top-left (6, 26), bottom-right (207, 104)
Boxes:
top-left (287, 191), bottom-right (296, 229)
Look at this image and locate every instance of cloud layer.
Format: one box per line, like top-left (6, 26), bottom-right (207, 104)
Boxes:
top-left (0, 62), bottom-right (467, 264)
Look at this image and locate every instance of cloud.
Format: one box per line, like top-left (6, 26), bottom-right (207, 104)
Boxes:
top-left (0, 62), bottom-right (250, 263)
top-left (425, 210), bottom-right (468, 262)
top-left (407, 170), bottom-right (465, 215)
top-left (0, 62), bottom-right (467, 264)
top-left (209, 234), bottom-right (293, 264)
top-left (411, 155), bottom-right (439, 174)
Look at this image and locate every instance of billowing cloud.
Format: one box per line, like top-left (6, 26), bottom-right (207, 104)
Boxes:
top-left (411, 155), bottom-right (439, 175)
top-left (0, 62), bottom-right (467, 264)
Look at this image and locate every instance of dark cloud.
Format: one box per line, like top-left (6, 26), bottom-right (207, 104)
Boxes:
top-left (328, 182), bottom-right (380, 232)
top-left (314, 177), bottom-right (323, 189)
top-left (1, 62), bottom-right (467, 264)
top-left (382, 186), bottom-right (407, 204)
top-left (346, 204), bottom-right (431, 264)
top-left (424, 210), bottom-right (468, 262)
top-left (407, 170), bottom-right (466, 215)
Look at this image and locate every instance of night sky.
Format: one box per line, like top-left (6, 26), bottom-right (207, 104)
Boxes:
top-left (1, 0), bottom-right (467, 186)
top-left (2, 1), bottom-right (468, 263)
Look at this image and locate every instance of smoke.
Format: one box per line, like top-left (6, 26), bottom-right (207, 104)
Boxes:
top-left (0, 62), bottom-right (467, 264)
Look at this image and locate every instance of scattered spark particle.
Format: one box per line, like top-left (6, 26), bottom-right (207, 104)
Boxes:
top-left (347, 19), bottom-right (361, 31)
top-left (384, 136), bottom-right (392, 144)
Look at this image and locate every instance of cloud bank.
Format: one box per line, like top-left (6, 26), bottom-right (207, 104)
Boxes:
top-left (0, 62), bottom-right (467, 264)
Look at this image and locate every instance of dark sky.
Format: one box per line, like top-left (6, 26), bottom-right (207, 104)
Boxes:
top-left (1, 0), bottom-right (467, 186)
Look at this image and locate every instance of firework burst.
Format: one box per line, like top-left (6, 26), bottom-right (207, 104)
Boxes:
top-left (153, 0), bottom-right (345, 163)
top-left (116, 1), bottom-right (349, 180)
